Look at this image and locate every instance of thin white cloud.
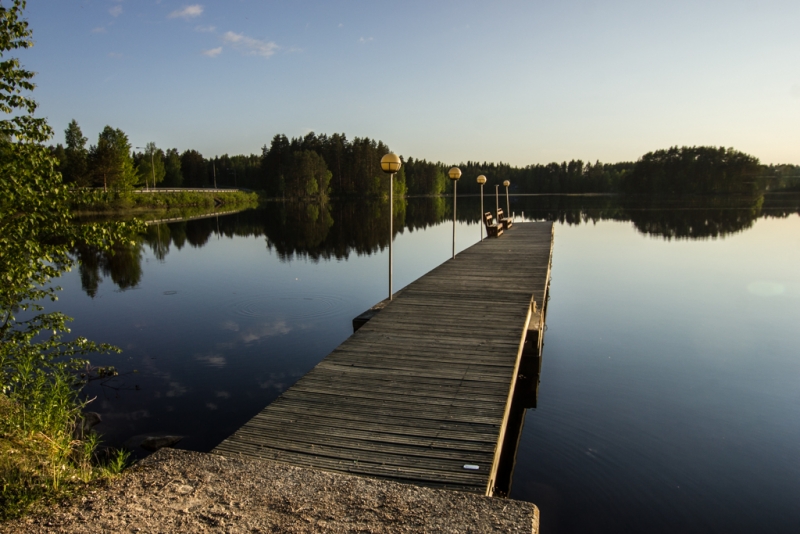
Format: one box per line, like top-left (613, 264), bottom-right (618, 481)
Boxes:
top-left (169, 4), bottom-right (203, 20)
top-left (222, 31), bottom-right (279, 58)
top-left (359, 36), bottom-right (373, 44)
top-left (91, 26), bottom-right (107, 34)
top-left (221, 320), bottom-right (239, 331)
top-left (108, 52), bottom-right (123, 59)
top-left (195, 352), bottom-right (226, 368)
top-left (195, 24), bottom-right (216, 33)
top-left (109, 5), bottom-right (122, 17)
top-left (202, 46), bottom-right (222, 57)
top-left (240, 320), bottom-right (291, 343)
top-left (165, 381), bottom-right (187, 397)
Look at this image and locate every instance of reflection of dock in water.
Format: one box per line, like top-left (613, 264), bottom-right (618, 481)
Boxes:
top-left (214, 222), bottom-right (554, 496)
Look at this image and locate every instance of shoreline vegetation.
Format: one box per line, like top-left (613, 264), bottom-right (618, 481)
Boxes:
top-left (1, 1), bottom-right (133, 521)
top-left (71, 189), bottom-right (260, 214)
top-left (52, 117), bottom-right (800, 201)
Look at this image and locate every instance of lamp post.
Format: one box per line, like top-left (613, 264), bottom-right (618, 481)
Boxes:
top-left (503, 180), bottom-right (511, 221)
top-left (380, 153), bottom-right (402, 301)
top-left (135, 146), bottom-right (154, 191)
top-left (495, 184), bottom-right (500, 220)
top-left (448, 167), bottom-right (462, 259)
top-left (477, 175), bottom-right (486, 240)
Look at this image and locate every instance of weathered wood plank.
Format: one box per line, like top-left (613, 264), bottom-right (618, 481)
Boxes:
top-left (213, 222), bottom-right (554, 495)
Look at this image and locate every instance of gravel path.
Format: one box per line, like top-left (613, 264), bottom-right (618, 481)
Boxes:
top-left (3, 449), bottom-right (538, 533)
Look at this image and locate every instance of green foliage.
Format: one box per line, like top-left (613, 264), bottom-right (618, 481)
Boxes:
top-left (62, 119), bottom-right (89, 186)
top-left (89, 125), bottom-right (137, 192)
top-left (163, 148), bottom-right (183, 186)
top-left (180, 149), bottom-right (208, 187)
top-left (404, 157), bottom-right (447, 196)
top-left (760, 164), bottom-right (800, 192)
top-left (73, 189), bottom-right (259, 212)
top-left (282, 150), bottom-right (331, 198)
top-left (0, 0), bottom-right (136, 518)
top-left (134, 142), bottom-right (166, 188)
top-left (620, 146), bottom-right (761, 195)
top-left (261, 132), bottom-right (405, 198)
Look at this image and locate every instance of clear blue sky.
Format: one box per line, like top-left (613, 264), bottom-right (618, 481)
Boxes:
top-left (21, 0), bottom-right (800, 165)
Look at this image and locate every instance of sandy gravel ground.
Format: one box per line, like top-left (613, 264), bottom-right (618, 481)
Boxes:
top-left (3, 449), bottom-right (538, 533)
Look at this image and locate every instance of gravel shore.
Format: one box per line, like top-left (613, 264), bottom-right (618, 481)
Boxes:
top-left (3, 449), bottom-right (538, 533)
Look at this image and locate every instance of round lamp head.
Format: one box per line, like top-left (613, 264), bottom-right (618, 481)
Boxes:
top-left (448, 167), bottom-right (462, 181)
top-left (503, 180), bottom-right (510, 187)
top-left (380, 153), bottom-right (402, 174)
top-left (477, 175), bottom-right (487, 185)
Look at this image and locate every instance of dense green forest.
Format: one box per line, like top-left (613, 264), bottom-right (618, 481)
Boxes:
top-left (51, 121), bottom-right (800, 198)
top-left (71, 192), bottom-right (800, 295)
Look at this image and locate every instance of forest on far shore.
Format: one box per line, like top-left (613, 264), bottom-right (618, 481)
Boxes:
top-left (51, 120), bottom-right (800, 199)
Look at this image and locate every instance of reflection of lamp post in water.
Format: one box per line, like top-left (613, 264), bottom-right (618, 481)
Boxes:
top-left (380, 153), bottom-right (402, 301)
top-left (448, 167), bottom-right (462, 259)
top-left (477, 175), bottom-right (487, 240)
top-left (504, 180), bottom-right (511, 221)
top-left (135, 146), bottom-right (154, 191)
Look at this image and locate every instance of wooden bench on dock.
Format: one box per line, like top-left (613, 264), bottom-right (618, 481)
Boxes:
top-left (497, 208), bottom-right (513, 230)
top-left (484, 211), bottom-right (504, 237)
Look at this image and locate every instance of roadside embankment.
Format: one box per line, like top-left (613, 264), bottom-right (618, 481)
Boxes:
top-left (1, 448), bottom-right (539, 533)
top-left (72, 190), bottom-right (260, 213)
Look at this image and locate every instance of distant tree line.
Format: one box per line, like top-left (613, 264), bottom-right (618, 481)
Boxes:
top-left (51, 120), bottom-right (798, 197)
top-left (72, 192), bottom-right (800, 296)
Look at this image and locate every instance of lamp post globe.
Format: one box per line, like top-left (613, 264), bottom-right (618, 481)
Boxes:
top-left (380, 153), bottom-right (401, 301)
top-left (448, 167), bottom-right (461, 259)
top-left (380, 153), bottom-right (402, 174)
top-left (477, 175), bottom-right (487, 240)
top-left (503, 180), bottom-right (511, 221)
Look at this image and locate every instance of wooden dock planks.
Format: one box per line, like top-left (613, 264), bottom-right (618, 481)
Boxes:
top-left (213, 222), bottom-right (554, 495)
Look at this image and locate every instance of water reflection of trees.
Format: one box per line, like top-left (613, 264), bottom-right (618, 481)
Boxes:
top-left (621, 196), bottom-right (764, 240)
top-left (73, 242), bottom-right (143, 297)
top-left (71, 194), bottom-right (800, 296)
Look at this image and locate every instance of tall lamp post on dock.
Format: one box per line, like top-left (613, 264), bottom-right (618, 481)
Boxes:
top-left (380, 153), bottom-right (402, 301)
top-left (495, 184), bottom-right (500, 220)
top-left (503, 180), bottom-right (511, 221)
top-left (477, 175), bottom-right (486, 240)
top-left (448, 167), bottom-right (462, 259)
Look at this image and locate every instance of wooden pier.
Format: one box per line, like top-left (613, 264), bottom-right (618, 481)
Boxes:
top-left (213, 222), bottom-right (554, 495)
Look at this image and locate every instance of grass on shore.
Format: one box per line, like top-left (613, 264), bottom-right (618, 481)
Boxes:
top-left (0, 379), bottom-right (128, 521)
top-left (72, 190), bottom-right (260, 212)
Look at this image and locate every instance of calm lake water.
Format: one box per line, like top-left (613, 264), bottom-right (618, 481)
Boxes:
top-left (59, 194), bottom-right (800, 534)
